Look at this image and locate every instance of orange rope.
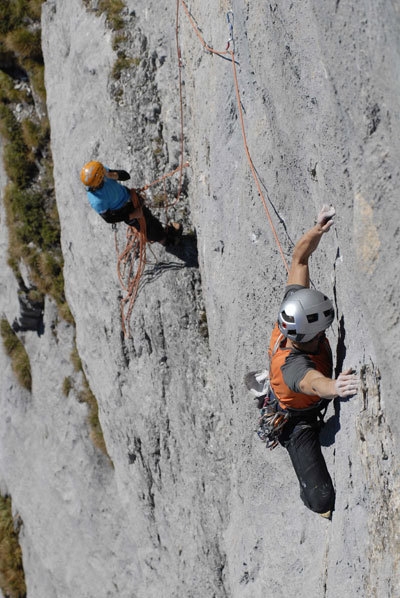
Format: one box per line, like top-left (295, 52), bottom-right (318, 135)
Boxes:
top-left (116, 163), bottom-right (189, 338)
top-left (117, 1), bottom-right (289, 337)
top-left (173, 0), bottom-right (185, 207)
top-left (115, 3), bottom-right (193, 339)
top-left (179, 0), bottom-right (289, 272)
top-left (116, 190), bottom-right (147, 337)
top-left (228, 49), bottom-right (289, 272)
top-left (139, 162), bottom-right (189, 193)
top-left (179, 0), bottom-right (230, 57)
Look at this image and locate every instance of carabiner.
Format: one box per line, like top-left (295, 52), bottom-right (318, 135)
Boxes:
top-left (226, 10), bottom-right (235, 52)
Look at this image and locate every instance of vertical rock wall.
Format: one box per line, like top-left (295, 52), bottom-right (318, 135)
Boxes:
top-left (0, 0), bottom-right (399, 596)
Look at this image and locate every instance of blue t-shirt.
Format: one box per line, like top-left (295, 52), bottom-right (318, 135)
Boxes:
top-left (87, 174), bottom-right (130, 214)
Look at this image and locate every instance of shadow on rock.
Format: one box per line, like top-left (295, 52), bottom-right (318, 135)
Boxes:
top-left (320, 313), bottom-right (348, 447)
top-left (139, 235), bottom-right (199, 291)
top-left (165, 234), bottom-right (199, 267)
top-left (320, 412), bottom-right (340, 447)
top-left (12, 287), bottom-right (45, 337)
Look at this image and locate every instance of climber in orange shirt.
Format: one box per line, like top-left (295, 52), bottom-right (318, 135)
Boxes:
top-left (248, 206), bottom-right (358, 519)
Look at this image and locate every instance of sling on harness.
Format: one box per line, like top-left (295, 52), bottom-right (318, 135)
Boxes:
top-left (246, 370), bottom-right (290, 450)
top-left (251, 368), bottom-right (329, 450)
top-left (256, 390), bottom-right (329, 450)
top-left (101, 189), bottom-right (145, 225)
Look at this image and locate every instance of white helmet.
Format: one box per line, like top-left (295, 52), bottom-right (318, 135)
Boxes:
top-left (278, 288), bottom-right (334, 343)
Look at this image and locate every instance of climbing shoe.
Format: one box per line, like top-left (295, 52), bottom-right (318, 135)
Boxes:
top-left (166, 222), bottom-right (183, 246)
top-left (319, 511), bottom-right (332, 520)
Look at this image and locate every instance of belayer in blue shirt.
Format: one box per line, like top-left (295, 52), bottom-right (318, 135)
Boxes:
top-left (80, 160), bottom-right (182, 245)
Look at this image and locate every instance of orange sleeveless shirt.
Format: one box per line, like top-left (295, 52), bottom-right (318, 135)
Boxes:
top-left (268, 323), bottom-right (333, 410)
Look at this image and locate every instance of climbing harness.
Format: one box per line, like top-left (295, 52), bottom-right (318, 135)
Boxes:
top-left (254, 389), bottom-right (328, 450)
top-left (256, 394), bottom-right (289, 450)
top-left (249, 360), bottom-right (329, 449)
top-left (246, 369), bottom-right (289, 449)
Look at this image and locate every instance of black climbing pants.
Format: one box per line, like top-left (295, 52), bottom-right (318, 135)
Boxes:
top-left (279, 414), bottom-right (335, 514)
top-left (127, 205), bottom-right (166, 243)
top-left (101, 194), bottom-right (167, 244)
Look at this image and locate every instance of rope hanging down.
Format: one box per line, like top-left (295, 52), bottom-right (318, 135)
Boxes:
top-left (116, 0), bottom-right (194, 338)
top-left (118, 1), bottom-right (289, 338)
top-left (116, 191), bottom-right (147, 338)
top-left (117, 165), bottom-right (188, 338)
top-left (178, 0), bottom-right (289, 272)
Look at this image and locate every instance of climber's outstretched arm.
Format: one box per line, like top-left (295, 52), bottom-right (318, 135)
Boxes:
top-left (299, 367), bottom-right (359, 399)
top-left (287, 205), bottom-right (335, 288)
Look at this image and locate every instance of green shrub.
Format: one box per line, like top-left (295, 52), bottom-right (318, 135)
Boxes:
top-left (0, 105), bottom-right (20, 142)
top-left (98, 0), bottom-right (125, 30)
top-left (0, 0), bottom-right (44, 35)
top-left (24, 251), bottom-right (64, 302)
top-left (26, 0), bottom-right (44, 21)
top-left (5, 185), bottom-right (58, 250)
top-left (0, 319), bottom-right (32, 392)
top-left (1, 320), bottom-right (19, 356)
top-left (3, 141), bottom-right (37, 188)
top-left (0, 107), bottom-right (37, 187)
top-left (24, 61), bottom-right (46, 102)
top-left (0, 0), bottom-right (26, 35)
top-left (0, 1), bottom-right (68, 319)
top-left (5, 28), bottom-right (42, 61)
top-left (58, 302), bottom-right (74, 325)
top-left (70, 342), bottom-right (111, 459)
top-left (21, 118), bottom-right (41, 150)
top-left (0, 71), bottom-right (22, 103)
top-left (111, 52), bottom-right (133, 79)
top-left (0, 495), bottom-right (26, 598)
top-left (112, 32), bottom-right (128, 51)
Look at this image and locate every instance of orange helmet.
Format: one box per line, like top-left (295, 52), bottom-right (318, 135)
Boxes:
top-left (80, 161), bottom-right (106, 188)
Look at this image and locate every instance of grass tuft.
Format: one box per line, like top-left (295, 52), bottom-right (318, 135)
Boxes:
top-left (5, 28), bottom-right (42, 61)
top-left (98, 0), bottom-right (125, 30)
top-left (79, 382), bottom-right (110, 456)
top-left (70, 343), bottom-right (112, 459)
top-left (0, 495), bottom-right (26, 598)
top-left (0, 319), bottom-right (32, 392)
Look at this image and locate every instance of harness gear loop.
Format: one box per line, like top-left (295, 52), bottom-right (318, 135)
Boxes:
top-left (256, 395), bottom-right (290, 450)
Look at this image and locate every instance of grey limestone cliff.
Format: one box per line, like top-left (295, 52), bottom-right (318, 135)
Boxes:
top-left (1, 0), bottom-right (400, 596)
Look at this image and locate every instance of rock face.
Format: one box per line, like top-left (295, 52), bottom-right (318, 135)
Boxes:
top-left (1, 0), bottom-right (399, 596)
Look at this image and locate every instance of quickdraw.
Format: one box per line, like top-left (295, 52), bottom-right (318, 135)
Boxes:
top-left (256, 396), bottom-right (289, 450)
top-left (226, 11), bottom-right (235, 52)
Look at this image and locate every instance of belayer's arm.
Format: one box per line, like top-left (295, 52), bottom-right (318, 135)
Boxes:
top-left (106, 169), bottom-right (131, 181)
